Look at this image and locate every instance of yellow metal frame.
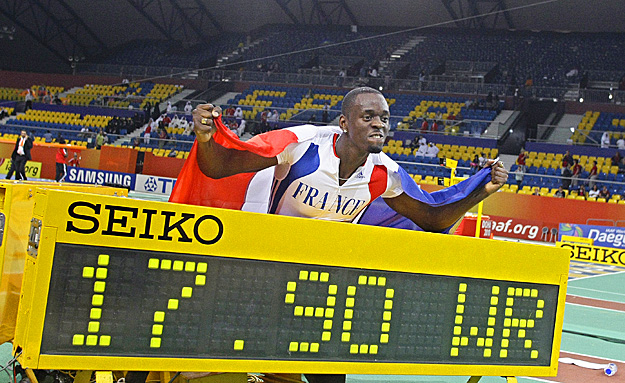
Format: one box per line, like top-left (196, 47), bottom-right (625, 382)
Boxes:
top-left (0, 181), bottom-right (127, 344)
top-left (14, 189), bottom-right (569, 376)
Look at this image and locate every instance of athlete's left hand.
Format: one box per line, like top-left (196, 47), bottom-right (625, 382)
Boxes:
top-left (484, 159), bottom-right (508, 195)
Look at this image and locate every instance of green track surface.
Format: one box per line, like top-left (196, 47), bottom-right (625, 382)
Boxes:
top-left (566, 271), bottom-right (625, 303)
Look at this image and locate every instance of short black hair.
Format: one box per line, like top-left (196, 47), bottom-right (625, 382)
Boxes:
top-left (341, 87), bottom-right (383, 116)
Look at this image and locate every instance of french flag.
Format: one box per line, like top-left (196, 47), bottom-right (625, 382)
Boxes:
top-left (169, 116), bottom-right (492, 232)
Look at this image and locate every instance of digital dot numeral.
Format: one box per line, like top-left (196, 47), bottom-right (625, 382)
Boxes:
top-left (342, 275), bottom-right (391, 354)
top-left (73, 254), bottom-right (111, 347)
top-left (286, 270), bottom-right (334, 353)
top-left (149, 258), bottom-right (208, 348)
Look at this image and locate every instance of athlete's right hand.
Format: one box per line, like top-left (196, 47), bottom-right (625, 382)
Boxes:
top-left (193, 103), bottom-right (222, 143)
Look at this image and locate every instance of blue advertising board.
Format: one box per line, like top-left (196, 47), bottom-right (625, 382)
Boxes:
top-left (559, 223), bottom-right (625, 249)
top-left (66, 167), bottom-right (136, 189)
top-left (65, 167), bottom-right (177, 196)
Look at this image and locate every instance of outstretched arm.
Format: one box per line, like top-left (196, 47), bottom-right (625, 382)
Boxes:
top-left (193, 104), bottom-right (278, 179)
top-left (384, 161), bottom-right (508, 232)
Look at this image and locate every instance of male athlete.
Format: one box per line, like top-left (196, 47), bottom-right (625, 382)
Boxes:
top-left (180, 87), bottom-right (508, 233)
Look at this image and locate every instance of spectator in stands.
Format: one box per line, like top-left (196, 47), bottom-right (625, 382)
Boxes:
top-left (420, 118), bottom-right (429, 132)
top-left (588, 185), bottom-right (600, 198)
top-left (162, 114), bottom-right (172, 128)
top-left (418, 135), bottom-right (427, 147)
top-left (179, 117), bottom-right (189, 133)
top-left (562, 151), bottom-right (574, 167)
top-left (307, 113), bottom-right (317, 125)
top-left (478, 152), bottom-right (488, 170)
top-left (224, 105), bottom-right (236, 123)
top-left (24, 89), bottom-right (34, 111)
top-left (515, 163), bottom-right (524, 186)
top-left (571, 159), bottom-right (582, 187)
top-left (237, 119), bottom-right (246, 137)
top-left (234, 106), bottom-right (243, 120)
top-left (338, 68), bottom-right (346, 86)
top-left (166, 101), bottom-right (173, 114)
top-left (96, 129), bottom-right (105, 150)
top-left (561, 164), bottom-right (572, 190)
top-left (144, 119), bottom-right (154, 144)
top-left (617, 136), bottom-right (625, 150)
top-left (269, 109), bottom-right (279, 130)
top-left (431, 119), bottom-right (439, 132)
top-left (52, 94), bottom-right (62, 105)
top-left (425, 142), bottom-right (439, 158)
top-left (516, 150), bottom-right (527, 168)
top-left (143, 102), bottom-right (152, 124)
top-left (55, 138), bottom-right (68, 182)
top-left (132, 137), bottom-right (141, 148)
top-left (578, 185), bottom-right (587, 199)
top-left (580, 72), bottom-right (589, 89)
top-left (555, 186), bottom-right (566, 198)
top-left (170, 115), bottom-right (180, 129)
top-left (44, 130), bottom-right (53, 143)
top-left (158, 128), bottom-right (169, 149)
top-left (599, 186), bottom-right (610, 200)
top-left (322, 102), bottom-right (330, 123)
top-left (260, 109), bottom-right (270, 132)
top-left (184, 101), bottom-right (193, 115)
top-left (471, 155), bottom-right (480, 174)
top-left (532, 187), bottom-right (540, 196)
top-left (68, 152), bottom-right (81, 167)
top-left (588, 160), bottom-right (598, 188)
top-left (78, 126), bottom-right (90, 139)
top-left (618, 158), bottom-right (625, 175)
top-left (416, 142), bottom-right (428, 157)
top-left (601, 131), bottom-right (610, 148)
top-left (611, 151), bottom-right (622, 166)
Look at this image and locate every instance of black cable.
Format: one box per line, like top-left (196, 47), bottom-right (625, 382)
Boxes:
top-left (563, 329), bottom-right (625, 345)
top-left (167, 372), bottom-right (181, 383)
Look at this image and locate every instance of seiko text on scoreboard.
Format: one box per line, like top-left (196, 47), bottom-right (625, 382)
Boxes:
top-left (14, 189), bottom-right (569, 376)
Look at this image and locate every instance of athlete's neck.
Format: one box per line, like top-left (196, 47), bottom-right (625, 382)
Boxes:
top-left (335, 133), bottom-right (369, 181)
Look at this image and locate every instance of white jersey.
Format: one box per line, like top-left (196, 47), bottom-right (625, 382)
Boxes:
top-left (262, 125), bottom-right (404, 222)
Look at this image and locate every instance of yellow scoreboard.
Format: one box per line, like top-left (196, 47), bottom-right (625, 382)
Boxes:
top-left (14, 189), bottom-right (570, 376)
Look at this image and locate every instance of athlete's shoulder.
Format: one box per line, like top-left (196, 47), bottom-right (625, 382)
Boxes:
top-left (283, 125), bottom-right (341, 142)
top-left (370, 151), bottom-right (400, 173)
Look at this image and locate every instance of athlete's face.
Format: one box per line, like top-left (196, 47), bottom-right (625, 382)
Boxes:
top-left (340, 93), bottom-right (390, 154)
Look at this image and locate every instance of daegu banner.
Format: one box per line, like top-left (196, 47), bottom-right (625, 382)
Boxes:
top-left (66, 166), bottom-right (135, 189)
top-left (559, 223), bottom-right (625, 249)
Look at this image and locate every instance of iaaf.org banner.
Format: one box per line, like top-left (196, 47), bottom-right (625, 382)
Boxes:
top-left (65, 167), bottom-right (176, 195)
top-left (488, 215), bottom-right (559, 242)
top-left (558, 223), bottom-right (625, 249)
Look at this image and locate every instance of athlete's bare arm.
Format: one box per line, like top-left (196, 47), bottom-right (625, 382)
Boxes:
top-left (193, 104), bottom-right (278, 179)
top-left (384, 161), bottom-right (508, 232)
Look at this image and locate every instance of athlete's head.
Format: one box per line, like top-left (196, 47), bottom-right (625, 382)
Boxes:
top-left (339, 87), bottom-right (390, 154)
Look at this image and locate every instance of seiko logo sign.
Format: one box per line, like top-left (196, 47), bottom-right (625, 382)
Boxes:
top-left (65, 201), bottom-right (223, 245)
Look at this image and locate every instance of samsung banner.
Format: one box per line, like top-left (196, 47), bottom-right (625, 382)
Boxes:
top-left (65, 167), bottom-right (176, 195)
top-left (559, 223), bottom-right (625, 250)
